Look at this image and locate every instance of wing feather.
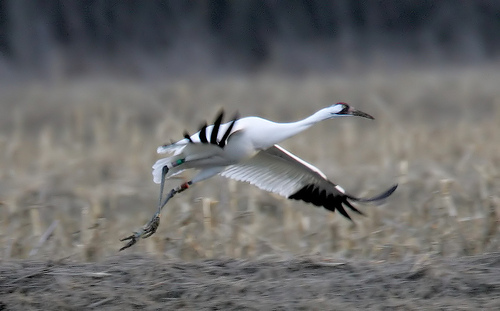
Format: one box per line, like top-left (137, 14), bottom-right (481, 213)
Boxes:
top-left (221, 145), bottom-right (397, 220)
top-left (221, 145), bottom-right (327, 197)
top-left (211, 110), bottom-right (224, 144)
top-left (157, 111), bottom-right (241, 154)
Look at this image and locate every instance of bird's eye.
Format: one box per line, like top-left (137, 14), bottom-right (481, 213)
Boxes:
top-left (337, 103), bottom-right (350, 114)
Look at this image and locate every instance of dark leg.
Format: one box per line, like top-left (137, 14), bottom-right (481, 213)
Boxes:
top-left (120, 180), bottom-right (192, 251)
top-left (158, 165), bottom-right (169, 207)
top-left (141, 180), bottom-right (191, 239)
top-left (139, 164), bottom-right (170, 240)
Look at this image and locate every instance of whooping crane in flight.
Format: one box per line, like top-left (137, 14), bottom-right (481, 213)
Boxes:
top-left (120, 103), bottom-right (397, 250)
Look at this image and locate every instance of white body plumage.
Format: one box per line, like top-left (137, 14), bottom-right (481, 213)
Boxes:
top-left (120, 103), bottom-right (397, 250)
top-left (152, 103), bottom-right (396, 220)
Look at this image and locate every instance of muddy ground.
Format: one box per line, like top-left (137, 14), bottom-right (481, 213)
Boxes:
top-left (1, 253), bottom-right (499, 310)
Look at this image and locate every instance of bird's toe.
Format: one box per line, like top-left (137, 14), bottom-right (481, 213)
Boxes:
top-left (119, 233), bottom-right (139, 251)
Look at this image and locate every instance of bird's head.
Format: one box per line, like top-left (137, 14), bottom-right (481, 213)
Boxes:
top-left (326, 102), bottom-right (374, 120)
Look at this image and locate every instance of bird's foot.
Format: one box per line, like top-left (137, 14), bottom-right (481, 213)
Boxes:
top-left (119, 213), bottom-right (161, 251)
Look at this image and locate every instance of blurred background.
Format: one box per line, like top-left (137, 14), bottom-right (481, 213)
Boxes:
top-left (2, 1), bottom-right (500, 77)
top-left (0, 1), bottom-right (499, 261)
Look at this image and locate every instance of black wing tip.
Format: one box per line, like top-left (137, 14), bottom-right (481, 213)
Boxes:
top-left (187, 109), bottom-right (240, 148)
top-left (218, 111), bottom-right (240, 148)
top-left (347, 184), bottom-right (398, 202)
top-left (288, 183), bottom-right (397, 221)
top-left (215, 108), bottom-right (225, 119)
top-left (335, 205), bottom-right (353, 221)
top-left (384, 184), bottom-right (398, 198)
top-left (330, 198), bottom-right (366, 222)
top-left (211, 110), bottom-right (224, 144)
top-left (199, 122), bottom-right (209, 143)
top-left (339, 184), bottom-right (397, 220)
top-left (288, 184), bottom-right (360, 221)
top-left (343, 199), bottom-right (364, 216)
top-left (183, 131), bottom-right (193, 142)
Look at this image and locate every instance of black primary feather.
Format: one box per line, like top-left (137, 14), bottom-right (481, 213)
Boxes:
top-left (199, 122), bottom-right (208, 143)
top-left (289, 183), bottom-right (397, 221)
top-left (211, 110), bottom-right (224, 144)
top-left (184, 131), bottom-right (193, 142)
top-left (219, 112), bottom-right (239, 148)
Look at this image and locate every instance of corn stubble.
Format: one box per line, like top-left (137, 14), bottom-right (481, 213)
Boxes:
top-left (1, 68), bottom-right (499, 261)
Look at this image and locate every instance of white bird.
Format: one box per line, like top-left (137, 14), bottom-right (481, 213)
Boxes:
top-left (120, 102), bottom-right (397, 250)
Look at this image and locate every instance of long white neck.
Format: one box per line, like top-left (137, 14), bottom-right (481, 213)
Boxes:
top-left (248, 109), bottom-right (330, 149)
top-left (278, 111), bottom-right (328, 138)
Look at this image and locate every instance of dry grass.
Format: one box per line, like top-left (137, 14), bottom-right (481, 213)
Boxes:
top-left (1, 65), bottom-right (499, 262)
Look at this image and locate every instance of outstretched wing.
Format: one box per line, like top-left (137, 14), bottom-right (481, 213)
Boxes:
top-left (221, 145), bottom-right (397, 220)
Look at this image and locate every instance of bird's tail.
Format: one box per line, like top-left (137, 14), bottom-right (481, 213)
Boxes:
top-left (152, 155), bottom-right (186, 184)
top-left (346, 184), bottom-right (398, 203)
top-left (157, 141), bottom-right (187, 154)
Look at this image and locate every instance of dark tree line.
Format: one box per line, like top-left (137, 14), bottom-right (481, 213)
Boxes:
top-left (1, 0), bottom-right (499, 72)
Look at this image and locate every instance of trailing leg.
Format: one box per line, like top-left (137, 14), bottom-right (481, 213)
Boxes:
top-left (119, 165), bottom-right (222, 251)
top-left (119, 180), bottom-right (192, 251)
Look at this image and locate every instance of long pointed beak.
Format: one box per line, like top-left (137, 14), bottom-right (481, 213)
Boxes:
top-left (351, 109), bottom-right (374, 120)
